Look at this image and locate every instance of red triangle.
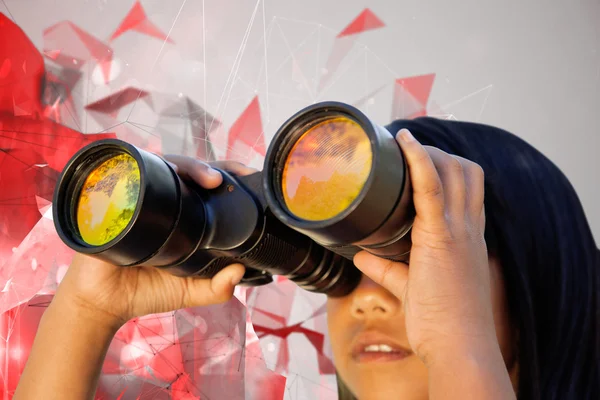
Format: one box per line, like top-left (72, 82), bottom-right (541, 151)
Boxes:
top-left (65, 22), bottom-right (113, 83)
top-left (226, 96), bottom-right (266, 158)
top-left (67, 22), bottom-right (112, 62)
top-left (134, 20), bottom-right (174, 43)
top-left (338, 8), bottom-right (385, 38)
top-left (110, 1), bottom-right (174, 43)
top-left (110, 1), bottom-right (146, 41)
top-left (395, 73), bottom-right (436, 108)
top-left (85, 87), bottom-right (149, 115)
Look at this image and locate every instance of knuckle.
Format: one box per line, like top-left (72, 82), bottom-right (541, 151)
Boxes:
top-left (471, 163), bottom-right (485, 178)
top-left (422, 183), bottom-right (443, 199)
top-left (379, 260), bottom-right (395, 287)
top-left (414, 148), bottom-right (432, 164)
top-left (468, 163), bottom-right (485, 184)
top-left (412, 224), bottom-right (454, 246)
top-left (448, 156), bottom-right (464, 174)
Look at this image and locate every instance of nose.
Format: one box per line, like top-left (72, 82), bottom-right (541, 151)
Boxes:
top-left (350, 276), bottom-right (400, 319)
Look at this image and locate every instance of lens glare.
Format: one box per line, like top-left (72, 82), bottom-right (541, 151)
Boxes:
top-left (281, 116), bottom-right (372, 221)
top-left (76, 153), bottom-right (141, 246)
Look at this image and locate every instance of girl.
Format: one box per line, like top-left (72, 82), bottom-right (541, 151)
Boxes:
top-left (14, 117), bottom-right (599, 399)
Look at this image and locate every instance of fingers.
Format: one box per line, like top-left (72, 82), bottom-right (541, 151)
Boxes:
top-left (163, 154), bottom-right (223, 189)
top-left (183, 264), bottom-right (246, 307)
top-left (454, 155), bottom-right (485, 217)
top-left (396, 129), bottom-right (445, 225)
top-left (395, 129), bottom-right (485, 226)
top-left (209, 160), bottom-right (259, 177)
top-left (353, 251), bottom-right (408, 300)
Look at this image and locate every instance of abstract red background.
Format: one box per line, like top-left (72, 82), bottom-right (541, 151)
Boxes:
top-left (3, 0), bottom-right (596, 398)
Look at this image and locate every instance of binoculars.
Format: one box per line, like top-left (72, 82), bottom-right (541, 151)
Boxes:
top-left (53, 102), bottom-right (415, 297)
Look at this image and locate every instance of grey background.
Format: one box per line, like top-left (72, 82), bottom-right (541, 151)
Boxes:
top-left (3, 0), bottom-right (597, 241)
top-left (1, 1), bottom-right (598, 398)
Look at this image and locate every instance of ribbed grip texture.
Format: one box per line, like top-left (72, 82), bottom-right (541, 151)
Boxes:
top-left (237, 232), bottom-right (300, 270)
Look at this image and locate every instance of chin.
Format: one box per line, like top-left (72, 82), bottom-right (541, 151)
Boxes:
top-left (350, 382), bottom-right (429, 400)
top-left (342, 356), bottom-right (429, 400)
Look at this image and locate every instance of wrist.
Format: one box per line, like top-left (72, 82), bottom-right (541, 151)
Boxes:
top-left (428, 340), bottom-right (502, 369)
top-left (421, 332), bottom-right (502, 369)
top-left (50, 289), bottom-right (125, 335)
top-left (425, 339), bottom-right (516, 399)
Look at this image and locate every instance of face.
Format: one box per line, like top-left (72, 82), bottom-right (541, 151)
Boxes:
top-left (326, 257), bottom-right (517, 400)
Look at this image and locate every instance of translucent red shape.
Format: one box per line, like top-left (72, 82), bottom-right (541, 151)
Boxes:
top-left (0, 13), bottom-right (45, 117)
top-left (392, 73), bottom-right (436, 119)
top-left (226, 96), bottom-right (266, 162)
top-left (337, 8), bottom-right (385, 38)
top-left (109, 1), bottom-right (175, 43)
top-left (318, 9), bottom-right (385, 92)
top-left (85, 87), bottom-right (151, 117)
top-left (43, 20), bottom-right (114, 84)
top-left (0, 14), bottom-right (114, 282)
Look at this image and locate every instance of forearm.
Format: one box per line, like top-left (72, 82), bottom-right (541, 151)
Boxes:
top-left (427, 340), bottom-right (516, 400)
top-left (14, 293), bottom-right (120, 400)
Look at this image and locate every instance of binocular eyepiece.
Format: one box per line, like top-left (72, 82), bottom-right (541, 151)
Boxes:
top-left (53, 102), bottom-right (414, 297)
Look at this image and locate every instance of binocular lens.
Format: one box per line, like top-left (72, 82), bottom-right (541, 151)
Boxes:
top-left (54, 101), bottom-right (412, 297)
top-left (76, 153), bottom-right (140, 246)
top-left (281, 116), bottom-right (372, 221)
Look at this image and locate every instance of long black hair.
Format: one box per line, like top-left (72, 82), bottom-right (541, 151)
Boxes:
top-left (337, 117), bottom-right (599, 399)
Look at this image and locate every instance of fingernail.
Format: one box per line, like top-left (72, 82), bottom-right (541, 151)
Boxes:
top-left (397, 129), bottom-right (415, 142)
top-left (231, 274), bottom-right (243, 286)
top-left (207, 167), bottom-right (220, 177)
top-left (166, 161), bottom-right (178, 171)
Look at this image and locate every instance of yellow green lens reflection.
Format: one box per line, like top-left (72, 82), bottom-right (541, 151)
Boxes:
top-left (281, 116), bottom-right (372, 221)
top-left (76, 153), bottom-right (140, 246)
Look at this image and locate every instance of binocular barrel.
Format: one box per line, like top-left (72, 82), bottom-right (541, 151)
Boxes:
top-left (53, 102), bottom-right (414, 297)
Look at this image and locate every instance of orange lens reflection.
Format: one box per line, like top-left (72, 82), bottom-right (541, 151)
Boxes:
top-left (76, 153), bottom-right (140, 246)
top-left (281, 116), bottom-right (372, 221)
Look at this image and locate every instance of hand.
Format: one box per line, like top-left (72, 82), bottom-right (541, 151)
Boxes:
top-left (55, 157), bottom-right (258, 329)
top-left (353, 129), bottom-right (495, 366)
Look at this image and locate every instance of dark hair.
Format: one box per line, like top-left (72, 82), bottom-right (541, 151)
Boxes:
top-left (337, 117), bottom-right (599, 400)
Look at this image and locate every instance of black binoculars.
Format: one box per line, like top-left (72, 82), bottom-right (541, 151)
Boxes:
top-left (53, 102), bottom-right (414, 297)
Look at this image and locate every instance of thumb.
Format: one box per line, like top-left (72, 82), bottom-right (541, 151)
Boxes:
top-left (187, 264), bottom-right (246, 306)
top-left (353, 251), bottom-right (409, 300)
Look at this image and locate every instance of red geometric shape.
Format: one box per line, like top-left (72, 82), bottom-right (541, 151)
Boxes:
top-left (395, 73), bottom-right (436, 108)
top-left (0, 15), bottom-right (115, 271)
top-left (43, 21), bottom-right (114, 84)
top-left (0, 117), bottom-right (116, 271)
top-left (318, 9), bottom-right (385, 93)
top-left (0, 58), bottom-right (11, 79)
top-left (110, 1), bottom-right (174, 44)
top-left (337, 8), bottom-right (385, 38)
top-left (85, 87), bottom-right (150, 117)
top-left (0, 12), bottom-right (45, 118)
top-left (41, 65), bottom-right (83, 126)
top-left (226, 96), bottom-right (266, 161)
top-left (0, 295), bottom-right (53, 396)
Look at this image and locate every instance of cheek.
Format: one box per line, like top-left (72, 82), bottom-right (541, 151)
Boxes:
top-left (326, 298), bottom-right (354, 371)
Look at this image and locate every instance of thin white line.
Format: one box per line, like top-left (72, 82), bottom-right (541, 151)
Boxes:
top-left (315, 25), bottom-right (321, 96)
top-left (272, 26), bottom-right (320, 74)
top-left (316, 46), bottom-right (364, 100)
top-left (477, 84), bottom-right (493, 121)
top-left (126, 0), bottom-right (188, 122)
top-left (275, 19), bottom-right (315, 101)
top-left (364, 46), bottom-right (399, 77)
top-left (220, 0), bottom-right (261, 125)
top-left (208, 0), bottom-right (261, 134)
top-left (440, 84), bottom-right (493, 110)
top-left (203, 0), bottom-right (208, 158)
top-left (262, 0), bottom-right (270, 123)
